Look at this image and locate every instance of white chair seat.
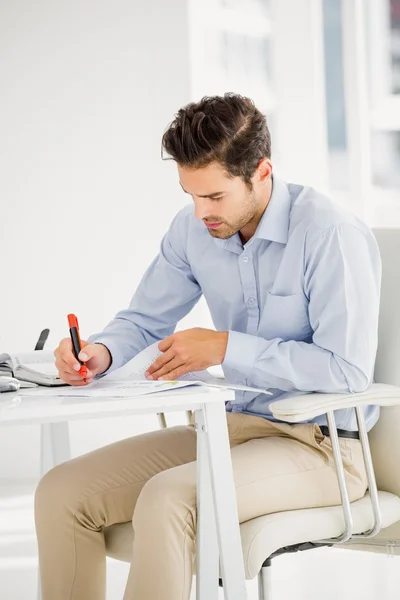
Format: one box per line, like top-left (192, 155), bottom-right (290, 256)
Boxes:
top-left (104, 491), bottom-right (400, 580)
top-left (239, 491), bottom-right (400, 579)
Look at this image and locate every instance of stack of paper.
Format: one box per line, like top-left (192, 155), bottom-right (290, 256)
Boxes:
top-left (25, 341), bottom-right (272, 398)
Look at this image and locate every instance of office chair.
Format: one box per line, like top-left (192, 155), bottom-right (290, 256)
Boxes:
top-left (104, 228), bottom-right (400, 598)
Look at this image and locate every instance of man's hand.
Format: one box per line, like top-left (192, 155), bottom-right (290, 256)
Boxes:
top-left (145, 328), bottom-right (228, 381)
top-left (54, 339), bottom-right (112, 386)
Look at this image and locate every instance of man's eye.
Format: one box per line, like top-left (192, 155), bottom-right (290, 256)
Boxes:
top-left (213, 197), bottom-right (223, 201)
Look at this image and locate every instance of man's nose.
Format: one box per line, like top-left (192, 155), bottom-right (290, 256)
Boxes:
top-left (193, 198), bottom-right (214, 221)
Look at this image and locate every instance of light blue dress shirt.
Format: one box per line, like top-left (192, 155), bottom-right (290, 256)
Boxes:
top-left (90, 177), bottom-right (382, 431)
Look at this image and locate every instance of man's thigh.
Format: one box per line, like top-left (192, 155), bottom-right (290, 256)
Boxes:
top-left (38, 423), bottom-right (197, 528)
top-left (225, 412), bottom-right (367, 521)
top-left (153, 413), bottom-right (367, 526)
top-left (231, 433), bottom-right (366, 522)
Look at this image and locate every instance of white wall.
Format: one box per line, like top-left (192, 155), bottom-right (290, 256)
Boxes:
top-left (270, 0), bottom-right (329, 192)
top-left (0, 0), bottom-right (210, 481)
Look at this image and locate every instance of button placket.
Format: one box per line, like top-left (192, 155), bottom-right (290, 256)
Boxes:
top-left (238, 249), bottom-right (259, 335)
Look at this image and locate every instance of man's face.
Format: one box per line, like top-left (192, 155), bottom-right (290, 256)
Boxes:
top-left (178, 162), bottom-right (267, 240)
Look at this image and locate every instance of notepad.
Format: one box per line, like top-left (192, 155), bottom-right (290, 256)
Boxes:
top-left (0, 350), bottom-right (66, 387)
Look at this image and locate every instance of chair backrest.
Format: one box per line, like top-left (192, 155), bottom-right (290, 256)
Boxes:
top-left (370, 228), bottom-right (400, 486)
top-left (363, 230), bottom-right (400, 547)
top-left (340, 229), bottom-right (400, 553)
top-left (373, 228), bottom-right (400, 386)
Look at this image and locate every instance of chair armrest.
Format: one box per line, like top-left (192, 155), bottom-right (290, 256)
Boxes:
top-left (269, 383), bottom-right (400, 423)
top-left (269, 383), bottom-right (400, 544)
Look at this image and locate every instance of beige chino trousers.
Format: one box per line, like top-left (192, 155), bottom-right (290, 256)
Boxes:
top-left (35, 412), bottom-right (367, 600)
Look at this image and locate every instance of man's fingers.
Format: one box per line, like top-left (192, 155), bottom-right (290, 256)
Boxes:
top-left (146, 349), bottom-right (175, 376)
top-left (158, 365), bottom-right (189, 381)
top-left (77, 343), bottom-right (100, 363)
top-left (56, 338), bottom-right (101, 377)
top-left (57, 338), bottom-right (81, 370)
top-left (148, 357), bottom-right (185, 380)
top-left (158, 335), bottom-right (174, 353)
top-left (58, 370), bottom-right (93, 386)
top-left (58, 367), bottom-right (93, 381)
top-left (55, 353), bottom-right (93, 377)
top-left (58, 370), bottom-right (82, 382)
top-left (55, 358), bottom-right (77, 375)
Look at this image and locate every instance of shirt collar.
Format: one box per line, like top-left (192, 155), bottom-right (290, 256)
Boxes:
top-left (253, 176), bottom-right (291, 244)
top-left (212, 175), bottom-right (291, 251)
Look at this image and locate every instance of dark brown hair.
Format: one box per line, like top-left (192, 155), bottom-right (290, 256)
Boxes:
top-left (162, 93), bottom-right (271, 185)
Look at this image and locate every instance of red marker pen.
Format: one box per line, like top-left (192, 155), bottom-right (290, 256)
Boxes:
top-left (67, 314), bottom-right (88, 381)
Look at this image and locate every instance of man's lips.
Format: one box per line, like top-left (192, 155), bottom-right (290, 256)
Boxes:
top-left (204, 222), bottom-right (223, 229)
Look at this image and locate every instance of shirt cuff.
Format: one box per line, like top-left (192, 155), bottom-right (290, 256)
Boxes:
top-left (222, 330), bottom-right (260, 378)
top-left (86, 334), bottom-right (123, 377)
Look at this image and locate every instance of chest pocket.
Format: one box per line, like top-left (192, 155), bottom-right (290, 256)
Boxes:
top-left (263, 292), bottom-right (312, 341)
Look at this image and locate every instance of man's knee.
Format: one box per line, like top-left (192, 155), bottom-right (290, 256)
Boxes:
top-left (35, 461), bottom-right (80, 519)
top-left (133, 465), bottom-right (197, 527)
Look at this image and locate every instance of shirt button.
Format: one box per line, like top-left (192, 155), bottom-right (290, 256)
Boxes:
top-left (243, 256), bottom-right (249, 263)
top-left (248, 297), bottom-right (256, 305)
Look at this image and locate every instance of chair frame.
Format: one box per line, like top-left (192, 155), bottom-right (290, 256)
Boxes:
top-left (158, 404), bottom-right (383, 600)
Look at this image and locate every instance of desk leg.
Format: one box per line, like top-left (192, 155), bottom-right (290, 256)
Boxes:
top-left (39, 422), bottom-right (71, 476)
top-left (195, 409), bottom-right (219, 600)
top-left (37, 422), bottom-right (71, 600)
top-left (203, 402), bottom-right (247, 600)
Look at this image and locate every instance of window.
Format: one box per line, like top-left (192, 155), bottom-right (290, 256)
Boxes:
top-left (368, 0), bottom-right (400, 191)
top-left (389, 0), bottom-right (400, 94)
top-left (189, 0), bottom-right (274, 113)
top-left (323, 0), bottom-right (400, 224)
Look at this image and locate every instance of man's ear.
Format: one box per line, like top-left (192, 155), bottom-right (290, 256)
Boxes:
top-left (256, 158), bottom-right (273, 183)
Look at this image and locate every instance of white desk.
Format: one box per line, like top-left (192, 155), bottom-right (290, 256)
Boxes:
top-left (0, 386), bottom-right (247, 600)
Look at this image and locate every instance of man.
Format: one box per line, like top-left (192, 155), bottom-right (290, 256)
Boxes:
top-left (35, 94), bottom-right (381, 600)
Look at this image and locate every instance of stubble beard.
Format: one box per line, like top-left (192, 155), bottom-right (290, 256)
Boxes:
top-left (206, 191), bottom-right (258, 240)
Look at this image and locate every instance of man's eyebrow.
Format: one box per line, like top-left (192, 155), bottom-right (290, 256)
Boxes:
top-left (179, 183), bottom-right (226, 198)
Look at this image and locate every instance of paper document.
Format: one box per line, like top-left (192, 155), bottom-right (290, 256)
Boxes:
top-left (103, 342), bottom-right (215, 383)
top-left (39, 341), bottom-right (272, 398)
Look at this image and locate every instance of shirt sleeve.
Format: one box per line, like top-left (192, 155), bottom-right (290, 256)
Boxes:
top-left (88, 210), bottom-right (202, 373)
top-left (223, 223), bottom-right (382, 393)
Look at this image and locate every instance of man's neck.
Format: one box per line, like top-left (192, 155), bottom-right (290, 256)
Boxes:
top-left (239, 179), bottom-right (273, 244)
